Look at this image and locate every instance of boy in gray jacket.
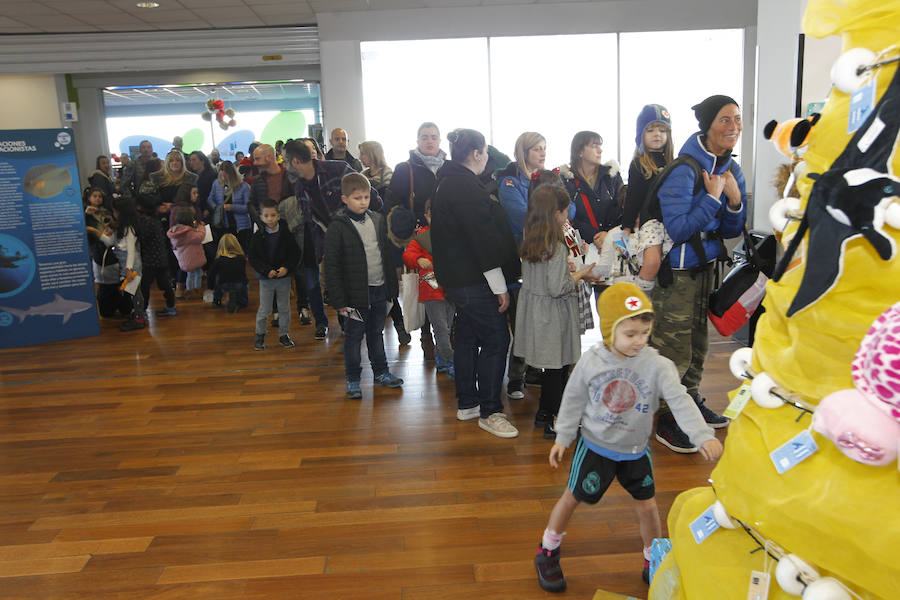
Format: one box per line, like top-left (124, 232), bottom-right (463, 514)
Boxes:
top-left (534, 282), bottom-right (723, 592)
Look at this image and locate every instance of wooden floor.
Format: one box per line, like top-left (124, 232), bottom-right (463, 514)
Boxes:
top-left (0, 288), bottom-right (739, 599)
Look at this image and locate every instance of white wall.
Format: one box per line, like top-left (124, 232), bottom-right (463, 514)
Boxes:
top-left (752, 0), bottom-right (806, 231)
top-left (0, 74), bottom-right (64, 130)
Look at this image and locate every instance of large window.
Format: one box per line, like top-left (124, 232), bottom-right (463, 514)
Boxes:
top-left (360, 30), bottom-right (743, 175)
top-left (361, 38), bottom-right (491, 168)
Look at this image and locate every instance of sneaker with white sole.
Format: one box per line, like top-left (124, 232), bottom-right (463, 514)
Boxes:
top-left (479, 412), bottom-right (519, 438)
top-left (456, 406), bottom-right (480, 421)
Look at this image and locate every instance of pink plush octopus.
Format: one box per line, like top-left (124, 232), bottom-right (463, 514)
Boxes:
top-left (812, 301), bottom-right (900, 466)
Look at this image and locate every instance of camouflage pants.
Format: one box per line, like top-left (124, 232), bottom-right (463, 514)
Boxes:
top-left (650, 266), bottom-right (713, 414)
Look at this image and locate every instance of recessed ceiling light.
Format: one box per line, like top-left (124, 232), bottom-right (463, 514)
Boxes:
top-left (136, 1), bottom-right (160, 8)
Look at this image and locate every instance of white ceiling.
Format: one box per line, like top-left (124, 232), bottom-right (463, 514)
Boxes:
top-left (0, 0), bottom-right (592, 34)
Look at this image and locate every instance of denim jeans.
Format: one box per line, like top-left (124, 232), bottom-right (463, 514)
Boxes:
top-left (424, 299), bottom-right (454, 363)
top-left (294, 263), bottom-right (328, 328)
top-left (445, 283), bottom-right (510, 417)
top-left (256, 277), bottom-right (291, 335)
top-left (343, 284), bottom-right (389, 382)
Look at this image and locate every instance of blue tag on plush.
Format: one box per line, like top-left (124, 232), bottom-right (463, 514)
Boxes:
top-left (769, 430), bottom-right (818, 474)
top-left (689, 505), bottom-right (720, 544)
top-left (848, 80), bottom-right (875, 134)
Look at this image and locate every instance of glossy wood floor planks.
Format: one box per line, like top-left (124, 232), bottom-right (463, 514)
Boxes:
top-left (0, 291), bottom-right (741, 598)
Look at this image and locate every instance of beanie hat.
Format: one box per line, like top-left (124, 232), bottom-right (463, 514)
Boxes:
top-left (598, 282), bottom-right (654, 346)
top-left (635, 104), bottom-right (672, 152)
top-left (387, 205), bottom-right (416, 249)
top-left (692, 95), bottom-right (738, 134)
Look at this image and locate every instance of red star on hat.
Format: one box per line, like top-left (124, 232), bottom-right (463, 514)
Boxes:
top-left (625, 296), bottom-right (642, 310)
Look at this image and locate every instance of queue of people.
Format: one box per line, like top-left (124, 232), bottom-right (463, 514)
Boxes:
top-left (83, 94), bottom-right (747, 591)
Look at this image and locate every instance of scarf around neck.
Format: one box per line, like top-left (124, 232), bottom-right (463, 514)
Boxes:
top-left (412, 149), bottom-right (446, 175)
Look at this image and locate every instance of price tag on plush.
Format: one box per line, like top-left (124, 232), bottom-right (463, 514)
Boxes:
top-left (747, 570), bottom-right (770, 600)
top-left (848, 79), bottom-right (875, 133)
top-left (769, 430), bottom-right (818, 474)
top-left (688, 505), bottom-right (720, 544)
top-left (723, 383), bottom-right (752, 420)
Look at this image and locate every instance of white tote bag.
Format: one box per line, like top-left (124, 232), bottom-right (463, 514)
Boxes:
top-left (400, 270), bottom-right (426, 331)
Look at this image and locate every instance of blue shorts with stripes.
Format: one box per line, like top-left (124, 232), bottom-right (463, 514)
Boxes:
top-left (567, 437), bottom-right (655, 503)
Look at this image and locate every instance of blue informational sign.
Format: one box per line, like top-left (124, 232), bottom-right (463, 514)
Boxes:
top-left (0, 129), bottom-right (99, 349)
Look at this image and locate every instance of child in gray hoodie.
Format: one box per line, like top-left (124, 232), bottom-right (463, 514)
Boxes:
top-left (534, 282), bottom-right (724, 592)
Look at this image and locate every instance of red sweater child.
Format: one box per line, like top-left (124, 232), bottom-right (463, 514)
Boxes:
top-left (402, 226), bottom-right (446, 302)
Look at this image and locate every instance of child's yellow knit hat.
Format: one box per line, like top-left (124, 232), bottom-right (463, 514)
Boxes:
top-left (597, 282), bottom-right (654, 345)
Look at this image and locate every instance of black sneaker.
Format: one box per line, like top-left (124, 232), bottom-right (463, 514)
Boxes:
top-left (534, 410), bottom-right (552, 428)
top-left (299, 308), bottom-right (311, 325)
top-left (534, 546), bottom-right (566, 593)
top-left (654, 414), bottom-right (698, 453)
top-left (314, 326), bottom-right (327, 340)
top-left (543, 421), bottom-right (557, 440)
top-left (695, 396), bottom-right (729, 429)
top-left (279, 335), bottom-right (295, 348)
top-left (397, 329), bottom-right (412, 346)
top-left (253, 334), bottom-right (265, 351)
top-left (270, 317), bottom-right (279, 329)
top-left (120, 317), bottom-right (146, 332)
top-left (212, 298), bottom-right (223, 308)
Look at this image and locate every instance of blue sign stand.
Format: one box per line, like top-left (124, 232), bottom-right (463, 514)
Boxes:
top-left (0, 129), bottom-right (100, 348)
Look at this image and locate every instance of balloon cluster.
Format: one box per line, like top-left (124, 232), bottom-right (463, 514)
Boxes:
top-left (201, 99), bottom-right (236, 130)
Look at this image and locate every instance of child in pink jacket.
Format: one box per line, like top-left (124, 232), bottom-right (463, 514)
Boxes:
top-left (167, 206), bottom-right (207, 296)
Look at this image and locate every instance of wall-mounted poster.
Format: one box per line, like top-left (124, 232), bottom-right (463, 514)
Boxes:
top-left (0, 129), bottom-right (99, 349)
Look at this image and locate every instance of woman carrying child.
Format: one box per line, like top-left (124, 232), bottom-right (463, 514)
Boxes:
top-left (514, 184), bottom-right (595, 439)
top-left (84, 187), bottom-right (127, 317)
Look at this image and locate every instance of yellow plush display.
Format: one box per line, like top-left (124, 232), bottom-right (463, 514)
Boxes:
top-left (653, 1), bottom-right (900, 598)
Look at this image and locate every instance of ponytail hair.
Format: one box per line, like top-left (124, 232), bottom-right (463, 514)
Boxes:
top-left (447, 128), bottom-right (485, 162)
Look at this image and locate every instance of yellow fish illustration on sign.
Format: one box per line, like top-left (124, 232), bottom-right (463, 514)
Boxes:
top-left (22, 163), bottom-right (73, 198)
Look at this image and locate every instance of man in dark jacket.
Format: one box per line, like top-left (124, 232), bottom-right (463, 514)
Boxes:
top-left (323, 172), bottom-right (402, 398)
top-left (652, 94), bottom-right (747, 453)
top-left (282, 140), bottom-right (382, 340)
top-left (324, 128), bottom-right (363, 172)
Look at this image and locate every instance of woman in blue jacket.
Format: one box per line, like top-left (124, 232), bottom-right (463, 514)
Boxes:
top-left (207, 161), bottom-right (251, 251)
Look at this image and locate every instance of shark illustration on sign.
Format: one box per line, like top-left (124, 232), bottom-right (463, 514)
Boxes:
top-left (0, 246), bottom-right (27, 269)
top-left (0, 293), bottom-right (93, 324)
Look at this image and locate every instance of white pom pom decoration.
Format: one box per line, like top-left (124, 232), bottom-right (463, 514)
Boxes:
top-left (729, 347), bottom-right (754, 380)
top-left (830, 48), bottom-right (877, 94)
top-left (776, 554), bottom-right (819, 595)
top-left (802, 578), bottom-right (851, 600)
top-left (751, 372), bottom-right (785, 408)
top-left (711, 500), bottom-right (737, 529)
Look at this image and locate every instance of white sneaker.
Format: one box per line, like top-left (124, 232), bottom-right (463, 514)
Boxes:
top-left (202, 290), bottom-right (214, 303)
top-left (456, 406), bottom-right (480, 421)
top-left (478, 413), bottom-right (519, 438)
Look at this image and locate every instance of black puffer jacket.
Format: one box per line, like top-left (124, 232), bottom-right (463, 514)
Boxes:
top-left (247, 220), bottom-right (301, 278)
top-left (388, 151), bottom-right (441, 227)
top-left (562, 162), bottom-right (623, 242)
top-left (431, 160), bottom-right (521, 290)
top-left (323, 209), bottom-right (397, 310)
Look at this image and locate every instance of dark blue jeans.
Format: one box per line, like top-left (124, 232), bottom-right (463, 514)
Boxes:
top-left (343, 284), bottom-right (389, 383)
top-left (445, 283), bottom-right (509, 417)
top-left (294, 263), bottom-right (328, 328)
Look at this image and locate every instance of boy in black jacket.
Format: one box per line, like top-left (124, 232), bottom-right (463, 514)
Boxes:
top-left (248, 199), bottom-right (300, 350)
top-left (324, 173), bottom-right (403, 398)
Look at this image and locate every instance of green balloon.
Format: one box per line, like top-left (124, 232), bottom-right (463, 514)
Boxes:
top-left (182, 128), bottom-right (205, 153)
top-left (260, 111), bottom-right (307, 146)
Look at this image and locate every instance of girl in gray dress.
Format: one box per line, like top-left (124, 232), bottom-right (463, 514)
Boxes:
top-left (515, 185), bottom-right (595, 439)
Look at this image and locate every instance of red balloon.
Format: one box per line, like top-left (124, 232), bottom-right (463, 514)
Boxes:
top-left (213, 100), bottom-right (224, 110)
top-left (228, 119), bottom-right (236, 127)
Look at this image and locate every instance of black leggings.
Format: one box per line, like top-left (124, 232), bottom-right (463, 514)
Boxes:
top-left (140, 265), bottom-right (175, 309)
top-left (539, 365), bottom-right (571, 416)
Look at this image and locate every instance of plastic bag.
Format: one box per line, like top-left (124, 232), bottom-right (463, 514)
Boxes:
top-left (401, 270), bottom-right (425, 331)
